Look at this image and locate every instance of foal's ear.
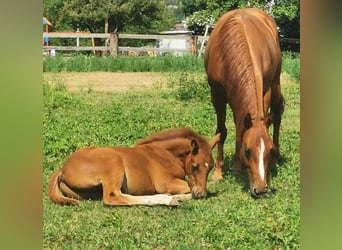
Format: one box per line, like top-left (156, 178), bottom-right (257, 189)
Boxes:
top-left (191, 139), bottom-right (199, 155)
top-left (244, 113), bottom-right (252, 129)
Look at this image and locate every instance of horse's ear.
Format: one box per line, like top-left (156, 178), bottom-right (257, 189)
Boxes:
top-left (244, 113), bottom-right (252, 129)
top-left (191, 139), bottom-right (199, 155)
top-left (209, 133), bottom-right (221, 150)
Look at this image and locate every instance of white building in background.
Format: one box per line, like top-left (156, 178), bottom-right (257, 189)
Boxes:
top-left (157, 30), bottom-right (193, 56)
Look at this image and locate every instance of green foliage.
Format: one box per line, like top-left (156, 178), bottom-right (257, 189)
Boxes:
top-left (181, 0), bottom-right (300, 37)
top-left (43, 74), bottom-right (300, 249)
top-left (282, 52), bottom-right (300, 82)
top-left (44, 0), bottom-right (175, 34)
top-left (169, 72), bottom-right (210, 101)
top-left (181, 0), bottom-right (240, 34)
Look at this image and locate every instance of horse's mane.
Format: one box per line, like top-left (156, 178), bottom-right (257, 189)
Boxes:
top-left (136, 128), bottom-right (210, 150)
top-left (217, 10), bottom-right (260, 118)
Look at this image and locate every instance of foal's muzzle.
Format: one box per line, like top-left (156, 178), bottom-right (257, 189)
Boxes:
top-left (191, 186), bottom-right (207, 199)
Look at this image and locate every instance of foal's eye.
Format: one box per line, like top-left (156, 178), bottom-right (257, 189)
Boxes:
top-left (245, 149), bottom-right (251, 159)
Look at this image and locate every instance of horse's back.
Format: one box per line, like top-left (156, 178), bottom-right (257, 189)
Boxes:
top-left (205, 8), bottom-right (281, 91)
top-left (240, 8), bottom-right (282, 82)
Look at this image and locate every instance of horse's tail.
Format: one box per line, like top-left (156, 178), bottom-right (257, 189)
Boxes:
top-left (48, 171), bottom-right (80, 205)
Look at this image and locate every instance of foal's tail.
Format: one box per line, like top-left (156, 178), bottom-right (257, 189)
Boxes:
top-left (48, 171), bottom-right (80, 205)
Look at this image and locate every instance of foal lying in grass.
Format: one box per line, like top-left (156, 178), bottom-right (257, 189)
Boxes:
top-left (48, 128), bottom-right (220, 206)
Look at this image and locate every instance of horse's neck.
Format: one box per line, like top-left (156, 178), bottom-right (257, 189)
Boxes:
top-left (144, 139), bottom-right (190, 167)
top-left (153, 138), bottom-right (190, 155)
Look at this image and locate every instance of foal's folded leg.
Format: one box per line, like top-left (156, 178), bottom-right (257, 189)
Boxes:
top-left (164, 178), bottom-right (191, 195)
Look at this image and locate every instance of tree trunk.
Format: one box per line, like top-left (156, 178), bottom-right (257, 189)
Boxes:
top-left (103, 17), bottom-right (109, 56)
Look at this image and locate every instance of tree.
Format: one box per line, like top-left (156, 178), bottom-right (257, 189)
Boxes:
top-left (43, 0), bottom-right (176, 34)
top-left (180, 0), bottom-right (300, 38)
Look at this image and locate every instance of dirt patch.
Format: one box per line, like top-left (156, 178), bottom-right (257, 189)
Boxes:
top-left (43, 72), bottom-right (171, 92)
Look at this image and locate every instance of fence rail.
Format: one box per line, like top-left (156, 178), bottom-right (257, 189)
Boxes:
top-left (42, 32), bottom-right (299, 56)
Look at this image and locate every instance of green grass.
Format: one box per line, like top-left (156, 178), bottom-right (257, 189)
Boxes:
top-left (43, 73), bottom-right (300, 249)
top-left (43, 52), bottom-right (300, 83)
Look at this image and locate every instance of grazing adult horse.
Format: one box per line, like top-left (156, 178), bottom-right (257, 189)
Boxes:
top-left (48, 128), bottom-right (220, 206)
top-left (204, 8), bottom-right (284, 197)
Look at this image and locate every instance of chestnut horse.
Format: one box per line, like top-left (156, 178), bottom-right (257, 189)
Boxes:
top-left (48, 128), bottom-right (220, 206)
top-left (204, 8), bottom-right (284, 197)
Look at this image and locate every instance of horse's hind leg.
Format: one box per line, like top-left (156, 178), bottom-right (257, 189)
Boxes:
top-left (101, 169), bottom-right (184, 206)
top-left (101, 165), bottom-right (132, 205)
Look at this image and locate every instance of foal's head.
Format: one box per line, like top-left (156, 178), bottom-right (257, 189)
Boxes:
top-left (185, 134), bottom-right (220, 198)
top-left (136, 128), bottom-right (220, 199)
top-left (240, 114), bottom-right (279, 197)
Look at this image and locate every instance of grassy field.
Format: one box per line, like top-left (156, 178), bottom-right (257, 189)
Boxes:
top-left (43, 70), bottom-right (300, 249)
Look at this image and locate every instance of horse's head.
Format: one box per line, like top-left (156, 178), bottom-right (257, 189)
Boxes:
top-left (240, 113), bottom-right (279, 198)
top-left (185, 133), bottom-right (220, 198)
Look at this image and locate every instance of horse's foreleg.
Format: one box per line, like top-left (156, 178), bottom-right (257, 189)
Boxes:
top-left (211, 93), bottom-right (227, 181)
top-left (263, 88), bottom-right (272, 128)
top-left (232, 129), bottom-right (242, 174)
top-left (212, 142), bottom-right (225, 181)
top-left (271, 85), bottom-right (284, 150)
top-left (164, 179), bottom-right (191, 195)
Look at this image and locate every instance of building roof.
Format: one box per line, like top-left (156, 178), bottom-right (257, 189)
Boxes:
top-left (159, 30), bottom-right (193, 35)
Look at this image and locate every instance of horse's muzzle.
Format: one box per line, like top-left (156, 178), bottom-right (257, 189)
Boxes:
top-left (251, 185), bottom-right (271, 198)
top-left (191, 186), bottom-right (207, 199)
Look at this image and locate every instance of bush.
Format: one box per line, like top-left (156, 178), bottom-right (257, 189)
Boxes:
top-left (170, 72), bottom-right (210, 101)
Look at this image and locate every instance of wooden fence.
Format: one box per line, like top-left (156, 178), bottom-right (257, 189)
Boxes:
top-left (42, 32), bottom-right (299, 56)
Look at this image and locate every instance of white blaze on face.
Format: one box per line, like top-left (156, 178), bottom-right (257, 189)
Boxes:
top-left (258, 138), bottom-right (265, 181)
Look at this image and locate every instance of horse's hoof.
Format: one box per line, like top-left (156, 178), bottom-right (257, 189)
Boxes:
top-left (169, 197), bottom-right (181, 206)
top-left (174, 193), bottom-right (192, 201)
top-left (231, 168), bottom-right (243, 177)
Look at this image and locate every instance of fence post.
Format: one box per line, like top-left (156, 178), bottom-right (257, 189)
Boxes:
top-left (109, 33), bottom-right (118, 56)
top-left (189, 35), bottom-right (198, 56)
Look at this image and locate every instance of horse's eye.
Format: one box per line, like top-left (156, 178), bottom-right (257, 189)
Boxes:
top-left (245, 149), bottom-right (251, 159)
